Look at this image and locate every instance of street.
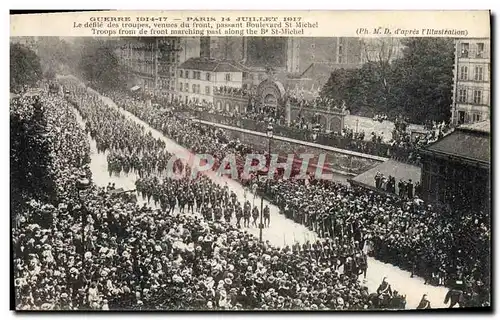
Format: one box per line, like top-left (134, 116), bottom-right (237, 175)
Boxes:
top-left (69, 78), bottom-right (451, 309)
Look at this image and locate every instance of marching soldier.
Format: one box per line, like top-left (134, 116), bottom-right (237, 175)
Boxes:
top-left (377, 277), bottom-right (393, 303)
top-left (235, 203), bottom-right (243, 228)
top-left (263, 204), bottom-right (270, 228)
top-left (224, 204), bottom-right (233, 223)
top-left (243, 201), bottom-right (251, 228)
top-left (187, 191), bottom-right (195, 213)
top-left (251, 206), bottom-right (259, 228)
top-left (416, 294), bottom-right (431, 309)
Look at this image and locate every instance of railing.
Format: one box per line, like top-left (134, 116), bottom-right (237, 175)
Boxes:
top-left (195, 111), bottom-right (421, 164)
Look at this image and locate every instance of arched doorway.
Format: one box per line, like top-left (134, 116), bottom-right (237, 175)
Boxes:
top-left (264, 93), bottom-right (278, 108)
top-left (256, 79), bottom-right (286, 119)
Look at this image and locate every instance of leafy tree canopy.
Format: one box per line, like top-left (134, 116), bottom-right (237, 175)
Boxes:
top-left (321, 38), bottom-right (454, 124)
top-left (10, 43), bottom-right (42, 92)
top-left (78, 39), bottom-right (128, 90)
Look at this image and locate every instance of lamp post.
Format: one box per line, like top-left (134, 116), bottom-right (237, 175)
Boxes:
top-left (259, 124), bottom-right (273, 242)
top-left (75, 173), bottom-right (90, 263)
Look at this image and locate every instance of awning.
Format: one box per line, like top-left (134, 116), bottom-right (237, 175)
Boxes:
top-left (130, 85), bottom-right (141, 92)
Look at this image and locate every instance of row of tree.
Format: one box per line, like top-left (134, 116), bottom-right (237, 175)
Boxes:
top-left (11, 37), bottom-right (130, 92)
top-left (10, 43), bottom-right (42, 92)
top-left (320, 38), bottom-right (455, 124)
top-left (10, 37), bottom-right (128, 215)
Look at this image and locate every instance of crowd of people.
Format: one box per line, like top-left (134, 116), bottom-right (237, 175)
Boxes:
top-left (82, 84), bottom-right (490, 308)
top-left (13, 78), bottom-right (489, 310)
top-left (13, 81), bottom-right (406, 311)
top-left (213, 86), bottom-right (253, 98)
top-left (374, 172), bottom-right (422, 199)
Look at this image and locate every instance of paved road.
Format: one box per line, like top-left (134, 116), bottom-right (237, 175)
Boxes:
top-left (67, 78), bottom-right (450, 309)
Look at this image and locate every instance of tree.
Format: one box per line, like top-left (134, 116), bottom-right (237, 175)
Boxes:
top-left (10, 98), bottom-right (56, 215)
top-left (321, 38), bottom-right (454, 123)
top-left (10, 43), bottom-right (42, 92)
top-left (78, 39), bottom-right (128, 90)
top-left (361, 38), bottom-right (400, 111)
top-left (392, 38), bottom-right (454, 123)
top-left (37, 37), bottom-right (75, 75)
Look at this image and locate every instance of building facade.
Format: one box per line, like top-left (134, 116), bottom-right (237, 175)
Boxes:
top-left (420, 121), bottom-right (490, 212)
top-left (451, 38), bottom-right (491, 125)
top-left (115, 37), bottom-right (199, 101)
top-left (176, 57), bottom-right (250, 105)
top-left (114, 36), bottom-right (381, 103)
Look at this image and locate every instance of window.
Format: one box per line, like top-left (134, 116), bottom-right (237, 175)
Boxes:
top-left (311, 43), bottom-right (316, 49)
top-left (477, 43), bottom-right (484, 57)
top-left (473, 113), bottom-right (482, 122)
top-left (338, 44), bottom-right (343, 55)
top-left (460, 43), bottom-right (469, 58)
top-left (180, 70), bottom-right (183, 78)
top-left (225, 73), bottom-right (231, 81)
top-left (179, 83), bottom-right (183, 91)
top-left (338, 56), bottom-right (343, 63)
top-left (185, 83), bottom-right (189, 92)
top-left (458, 89), bottom-right (467, 103)
top-left (460, 66), bottom-right (468, 80)
top-left (186, 71), bottom-right (190, 79)
top-left (206, 73), bottom-right (211, 81)
top-left (205, 86), bottom-right (210, 95)
top-left (473, 90), bottom-right (482, 104)
top-left (192, 84), bottom-right (196, 93)
top-left (474, 66), bottom-right (484, 81)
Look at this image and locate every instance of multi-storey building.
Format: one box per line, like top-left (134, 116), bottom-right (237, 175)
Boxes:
top-left (197, 37), bottom-right (368, 89)
top-left (176, 57), bottom-right (250, 105)
top-left (451, 38), bottom-right (490, 125)
top-left (115, 37), bottom-right (199, 101)
top-left (115, 38), bottom-right (156, 93)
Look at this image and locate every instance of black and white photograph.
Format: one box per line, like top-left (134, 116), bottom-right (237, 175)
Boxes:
top-left (9, 11), bottom-right (491, 312)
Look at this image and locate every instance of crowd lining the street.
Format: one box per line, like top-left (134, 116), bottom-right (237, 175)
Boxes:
top-left (13, 82), bottom-right (407, 310)
top-left (12, 80), bottom-right (490, 310)
top-left (88, 84), bottom-right (489, 307)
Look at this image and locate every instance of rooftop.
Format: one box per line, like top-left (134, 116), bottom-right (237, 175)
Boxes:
top-left (458, 120), bottom-right (490, 134)
top-left (424, 121), bottom-right (490, 165)
top-left (179, 58), bottom-right (251, 73)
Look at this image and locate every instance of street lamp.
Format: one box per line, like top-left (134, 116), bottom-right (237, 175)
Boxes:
top-left (259, 124), bottom-right (273, 242)
top-left (75, 172), bottom-right (90, 263)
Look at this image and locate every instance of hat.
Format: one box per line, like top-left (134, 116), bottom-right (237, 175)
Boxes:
top-left (267, 275), bottom-right (276, 283)
top-left (224, 278), bottom-right (232, 285)
top-left (255, 278), bottom-right (264, 284)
